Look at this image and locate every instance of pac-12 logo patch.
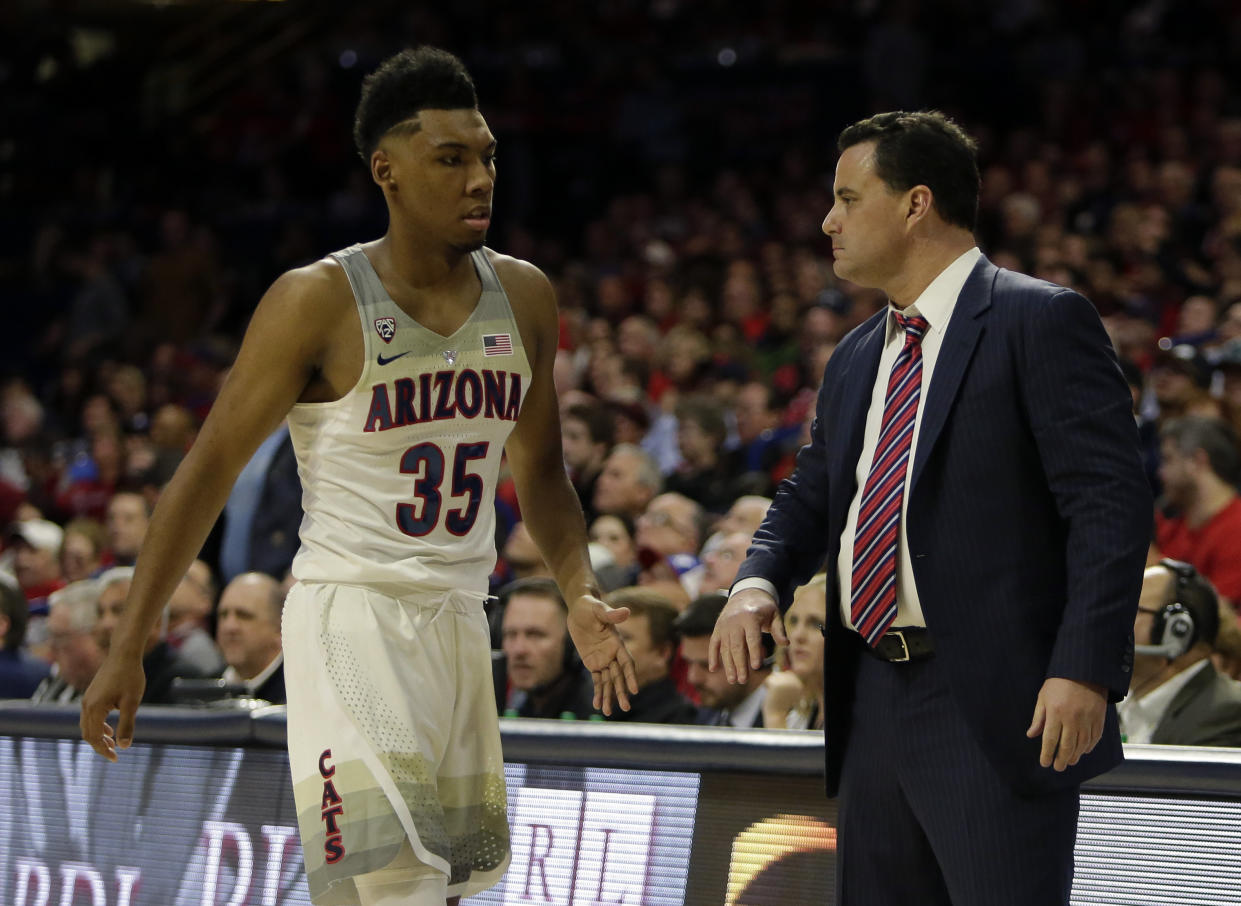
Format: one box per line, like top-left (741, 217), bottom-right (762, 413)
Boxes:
top-left (374, 317), bottom-right (397, 343)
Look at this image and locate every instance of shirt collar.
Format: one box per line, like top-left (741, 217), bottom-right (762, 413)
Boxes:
top-left (886, 246), bottom-right (981, 340)
top-left (222, 651), bottom-right (284, 693)
top-left (727, 683), bottom-right (768, 728)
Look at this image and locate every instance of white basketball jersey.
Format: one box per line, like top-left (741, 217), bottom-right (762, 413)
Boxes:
top-left (288, 244), bottom-right (531, 596)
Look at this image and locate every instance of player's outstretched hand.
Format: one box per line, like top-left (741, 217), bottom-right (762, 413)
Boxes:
top-left (80, 654), bottom-right (146, 762)
top-left (567, 596), bottom-right (639, 716)
top-left (709, 587), bottom-right (786, 685)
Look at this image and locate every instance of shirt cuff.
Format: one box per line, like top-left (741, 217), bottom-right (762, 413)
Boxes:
top-left (729, 577), bottom-right (779, 604)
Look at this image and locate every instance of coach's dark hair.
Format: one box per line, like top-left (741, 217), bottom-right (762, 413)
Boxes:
top-left (1160, 416), bottom-right (1241, 485)
top-left (353, 46), bottom-right (478, 161)
top-left (837, 110), bottom-right (981, 232)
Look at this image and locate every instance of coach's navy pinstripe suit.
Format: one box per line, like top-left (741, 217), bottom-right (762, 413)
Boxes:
top-left (735, 255), bottom-right (1152, 904)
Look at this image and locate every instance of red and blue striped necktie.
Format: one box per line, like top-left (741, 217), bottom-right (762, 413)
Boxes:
top-left (850, 311), bottom-right (930, 646)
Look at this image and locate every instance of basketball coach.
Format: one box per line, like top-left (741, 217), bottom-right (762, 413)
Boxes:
top-left (711, 110), bottom-right (1152, 906)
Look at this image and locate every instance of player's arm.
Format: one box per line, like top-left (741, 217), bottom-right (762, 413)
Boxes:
top-left (496, 254), bottom-right (638, 714)
top-left (81, 262), bottom-right (348, 760)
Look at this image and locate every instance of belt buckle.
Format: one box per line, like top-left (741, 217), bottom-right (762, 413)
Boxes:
top-left (888, 630), bottom-right (911, 663)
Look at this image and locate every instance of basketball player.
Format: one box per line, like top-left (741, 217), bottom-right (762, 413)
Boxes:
top-left (80, 46), bottom-right (637, 906)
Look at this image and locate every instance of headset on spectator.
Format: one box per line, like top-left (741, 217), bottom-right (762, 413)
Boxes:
top-left (1134, 559), bottom-right (1214, 660)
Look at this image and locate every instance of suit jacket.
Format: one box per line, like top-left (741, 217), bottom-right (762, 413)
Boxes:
top-left (248, 433), bottom-right (303, 580)
top-left (604, 676), bottom-right (699, 725)
top-left (252, 660), bottom-right (287, 705)
top-left (499, 662), bottom-right (598, 720)
top-left (142, 642), bottom-right (205, 704)
top-left (1151, 662), bottom-right (1241, 747)
top-left (0, 649), bottom-right (50, 698)
top-left (736, 256), bottom-right (1152, 796)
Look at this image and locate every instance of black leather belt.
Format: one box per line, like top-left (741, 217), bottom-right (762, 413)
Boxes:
top-left (864, 627), bottom-right (935, 663)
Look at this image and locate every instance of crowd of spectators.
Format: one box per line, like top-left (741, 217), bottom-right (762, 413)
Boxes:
top-left (3, 1), bottom-right (1241, 735)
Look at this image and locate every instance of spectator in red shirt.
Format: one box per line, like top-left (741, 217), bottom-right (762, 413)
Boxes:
top-left (1156, 416), bottom-right (1241, 606)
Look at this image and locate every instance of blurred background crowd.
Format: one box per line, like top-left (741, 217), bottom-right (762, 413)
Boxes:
top-left (3, 0), bottom-right (1241, 739)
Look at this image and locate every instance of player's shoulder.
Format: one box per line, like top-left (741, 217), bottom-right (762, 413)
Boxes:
top-left (257, 255), bottom-right (355, 326)
top-left (267, 255), bottom-right (351, 303)
top-left (484, 249), bottom-right (557, 361)
top-left (485, 249), bottom-right (554, 304)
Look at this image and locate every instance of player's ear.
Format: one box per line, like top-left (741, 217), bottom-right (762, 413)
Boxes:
top-left (371, 150), bottom-right (395, 191)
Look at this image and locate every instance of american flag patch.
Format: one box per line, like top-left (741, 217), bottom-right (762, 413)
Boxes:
top-left (483, 333), bottom-right (513, 356)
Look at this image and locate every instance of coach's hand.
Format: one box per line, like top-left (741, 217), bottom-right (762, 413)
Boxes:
top-left (1026, 676), bottom-right (1107, 772)
top-left (710, 587), bottom-right (787, 684)
top-left (567, 596), bottom-right (639, 716)
top-left (80, 653), bottom-right (146, 762)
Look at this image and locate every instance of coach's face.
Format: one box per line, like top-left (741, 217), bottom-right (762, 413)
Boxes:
top-left (822, 141), bottom-right (913, 290)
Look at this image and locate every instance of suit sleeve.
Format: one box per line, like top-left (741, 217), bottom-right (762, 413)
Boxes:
top-left (1020, 289), bottom-right (1153, 699)
top-left (733, 357), bottom-right (840, 612)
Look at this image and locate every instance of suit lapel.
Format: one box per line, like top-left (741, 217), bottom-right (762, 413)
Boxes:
top-left (1151, 662), bottom-right (1215, 744)
top-left (910, 256), bottom-right (996, 491)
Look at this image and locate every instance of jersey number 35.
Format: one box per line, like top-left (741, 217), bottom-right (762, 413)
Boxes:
top-left (397, 441), bottom-right (489, 537)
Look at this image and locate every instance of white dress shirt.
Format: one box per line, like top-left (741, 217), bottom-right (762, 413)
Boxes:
top-left (222, 651), bottom-right (284, 696)
top-left (1117, 659), bottom-right (1210, 744)
top-left (726, 683), bottom-right (768, 728)
top-left (733, 247), bottom-right (982, 632)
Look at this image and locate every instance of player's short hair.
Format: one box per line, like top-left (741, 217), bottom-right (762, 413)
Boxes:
top-left (837, 110), bottom-right (981, 232)
top-left (353, 46), bottom-right (478, 161)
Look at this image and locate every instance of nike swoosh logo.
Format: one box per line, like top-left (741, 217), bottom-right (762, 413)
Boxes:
top-left (377, 351), bottom-right (412, 366)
